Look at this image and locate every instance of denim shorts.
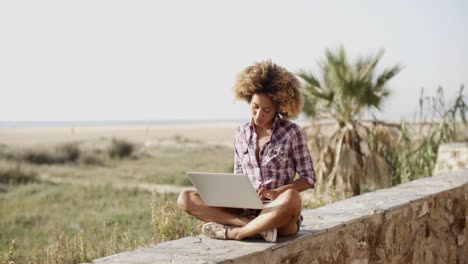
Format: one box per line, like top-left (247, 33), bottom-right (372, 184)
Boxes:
top-left (296, 218), bottom-right (302, 233)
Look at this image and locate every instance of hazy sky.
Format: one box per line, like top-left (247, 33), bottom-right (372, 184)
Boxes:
top-left (1, 0), bottom-right (467, 122)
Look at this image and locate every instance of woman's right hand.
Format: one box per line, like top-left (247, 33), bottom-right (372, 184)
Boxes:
top-left (258, 187), bottom-right (279, 201)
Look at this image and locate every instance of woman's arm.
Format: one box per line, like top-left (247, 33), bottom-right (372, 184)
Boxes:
top-left (258, 178), bottom-right (312, 200)
top-left (259, 124), bottom-right (316, 200)
top-left (291, 126), bottom-right (316, 188)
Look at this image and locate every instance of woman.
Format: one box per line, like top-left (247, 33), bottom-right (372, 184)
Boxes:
top-left (177, 60), bottom-right (316, 242)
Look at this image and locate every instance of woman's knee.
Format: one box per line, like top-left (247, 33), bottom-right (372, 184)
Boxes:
top-left (279, 189), bottom-right (302, 210)
top-left (177, 189), bottom-right (197, 212)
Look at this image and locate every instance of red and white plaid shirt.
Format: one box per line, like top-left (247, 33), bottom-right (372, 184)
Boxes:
top-left (234, 117), bottom-right (316, 193)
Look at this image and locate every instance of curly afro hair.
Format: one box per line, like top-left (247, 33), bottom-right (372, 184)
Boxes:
top-left (233, 60), bottom-right (304, 120)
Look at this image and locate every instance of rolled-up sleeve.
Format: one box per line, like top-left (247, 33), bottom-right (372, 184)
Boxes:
top-left (292, 127), bottom-right (316, 188)
top-left (233, 128), bottom-right (243, 174)
top-left (234, 144), bottom-right (243, 174)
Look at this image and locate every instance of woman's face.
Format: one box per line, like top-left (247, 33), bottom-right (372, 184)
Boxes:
top-left (250, 93), bottom-right (277, 129)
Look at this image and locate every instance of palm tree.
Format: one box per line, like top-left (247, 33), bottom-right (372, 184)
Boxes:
top-left (298, 46), bottom-right (402, 196)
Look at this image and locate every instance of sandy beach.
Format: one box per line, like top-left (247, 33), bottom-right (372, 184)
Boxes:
top-left (0, 120), bottom-right (319, 149)
top-left (0, 123), bottom-right (241, 148)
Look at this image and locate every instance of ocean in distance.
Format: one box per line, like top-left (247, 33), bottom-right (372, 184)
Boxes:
top-left (0, 119), bottom-right (246, 128)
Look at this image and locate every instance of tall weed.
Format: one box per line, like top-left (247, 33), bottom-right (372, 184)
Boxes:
top-left (1, 221), bottom-right (142, 264)
top-left (151, 191), bottom-right (201, 243)
top-left (382, 86), bottom-right (467, 184)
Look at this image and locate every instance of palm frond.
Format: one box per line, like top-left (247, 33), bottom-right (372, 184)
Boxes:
top-left (297, 70), bottom-right (321, 88)
top-left (374, 65), bottom-right (402, 90)
top-left (358, 50), bottom-right (384, 82)
top-left (298, 70), bottom-right (335, 101)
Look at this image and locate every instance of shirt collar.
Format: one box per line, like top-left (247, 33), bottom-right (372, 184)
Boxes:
top-left (247, 115), bottom-right (281, 139)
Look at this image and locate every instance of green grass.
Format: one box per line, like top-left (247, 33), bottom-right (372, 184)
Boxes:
top-left (0, 183), bottom-right (154, 262)
top-left (145, 145), bottom-right (234, 185)
top-left (40, 144), bottom-right (234, 186)
top-left (0, 142), bottom-right (231, 263)
top-left (1, 137), bottom-right (235, 187)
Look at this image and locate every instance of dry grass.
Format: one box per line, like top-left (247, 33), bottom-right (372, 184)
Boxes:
top-left (302, 185), bottom-right (353, 209)
top-left (0, 134), bottom-right (232, 263)
top-left (0, 130), bottom-right (245, 263)
top-left (151, 191), bottom-right (202, 243)
top-left (0, 183), bottom-right (153, 263)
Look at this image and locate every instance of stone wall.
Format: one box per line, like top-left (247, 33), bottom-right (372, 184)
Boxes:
top-left (278, 173), bottom-right (468, 264)
top-left (93, 144), bottom-right (468, 264)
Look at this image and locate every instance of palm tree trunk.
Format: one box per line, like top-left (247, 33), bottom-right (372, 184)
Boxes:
top-left (342, 123), bottom-right (364, 195)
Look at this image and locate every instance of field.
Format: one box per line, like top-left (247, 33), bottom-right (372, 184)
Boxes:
top-left (1, 183), bottom-right (153, 261)
top-left (0, 124), bottom-right (237, 263)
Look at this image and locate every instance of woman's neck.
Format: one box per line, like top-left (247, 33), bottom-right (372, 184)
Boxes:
top-left (254, 121), bottom-right (274, 135)
top-left (254, 116), bottom-right (276, 130)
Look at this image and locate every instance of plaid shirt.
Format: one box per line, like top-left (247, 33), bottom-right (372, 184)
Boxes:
top-left (234, 117), bottom-right (316, 194)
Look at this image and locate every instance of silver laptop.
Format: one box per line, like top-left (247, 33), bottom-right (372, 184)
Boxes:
top-left (186, 172), bottom-right (269, 209)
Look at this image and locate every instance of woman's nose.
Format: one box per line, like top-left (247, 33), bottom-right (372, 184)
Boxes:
top-left (255, 110), bottom-right (263, 118)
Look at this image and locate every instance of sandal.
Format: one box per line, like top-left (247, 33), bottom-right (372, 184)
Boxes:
top-left (201, 222), bottom-right (230, 240)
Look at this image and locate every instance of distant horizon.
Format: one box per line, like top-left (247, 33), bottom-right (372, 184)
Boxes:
top-left (0, 118), bottom-right (249, 128)
top-left (0, 115), bottom-right (447, 128)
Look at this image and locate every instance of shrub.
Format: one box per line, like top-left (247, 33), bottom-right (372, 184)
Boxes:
top-left (79, 152), bottom-right (105, 166)
top-left (21, 148), bottom-right (56, 164)
top-left (20, 143), bottom-right (81, 165)
top-left (108, 139), bottom-right (135, 159)
top-left (55, 143), bottom-right (81, 163)
top-left (0, 162), bottom-right (38, 185)
top-left (0, 144), bottom-right (16, 161)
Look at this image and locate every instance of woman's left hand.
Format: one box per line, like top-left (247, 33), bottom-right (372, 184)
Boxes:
top-left (261, 189), bottom-right (280, 201)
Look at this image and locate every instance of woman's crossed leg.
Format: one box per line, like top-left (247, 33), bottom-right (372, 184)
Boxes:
top-left (177, 188), bottom-right (302, 241)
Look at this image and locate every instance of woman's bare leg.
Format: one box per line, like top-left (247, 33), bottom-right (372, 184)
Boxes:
top-left (227, 189), bottom-right (302, 240)
top-left (177, 189), bottom-right (252, 227)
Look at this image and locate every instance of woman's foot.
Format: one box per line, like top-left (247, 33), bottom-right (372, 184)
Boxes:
top-left (260, 229), bottom-right (277, 242)
top-left (202, 222), bottom-right (277, 242)
top-left (201, 222), bottom-right (230, 240)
